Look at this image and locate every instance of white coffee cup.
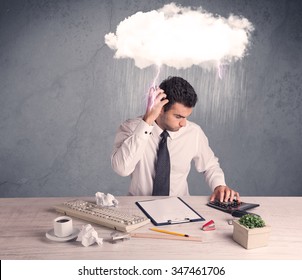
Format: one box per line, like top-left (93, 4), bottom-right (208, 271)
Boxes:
top-left (53, 216), bottom-right (73, 237)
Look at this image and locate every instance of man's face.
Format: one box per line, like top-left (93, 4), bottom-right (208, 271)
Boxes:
top-left (156, 102), bottom-right (193, 132)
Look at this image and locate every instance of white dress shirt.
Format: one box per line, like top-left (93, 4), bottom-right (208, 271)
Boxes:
top-left (111, 117), bottom-right (226, 196)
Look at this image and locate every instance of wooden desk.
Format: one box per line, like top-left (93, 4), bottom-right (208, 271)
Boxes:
top-left (0, 196), bottom-right (301, 260)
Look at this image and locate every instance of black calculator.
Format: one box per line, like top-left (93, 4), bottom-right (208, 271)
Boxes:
top-left (207, 199), bottom-right (260, 214)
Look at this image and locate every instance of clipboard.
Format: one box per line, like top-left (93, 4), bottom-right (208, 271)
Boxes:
top-left (135, 197), bottom-right (205, 226)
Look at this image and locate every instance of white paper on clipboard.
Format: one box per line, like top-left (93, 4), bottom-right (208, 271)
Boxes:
top-left (135, 197), bottom-right (205, 226)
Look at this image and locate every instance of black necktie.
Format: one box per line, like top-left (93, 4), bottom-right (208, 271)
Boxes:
top-left (152, 130), bottom-right (170, 196)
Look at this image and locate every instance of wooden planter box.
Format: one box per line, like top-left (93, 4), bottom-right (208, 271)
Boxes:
top-left (233, 220), bottom-right (271, 249)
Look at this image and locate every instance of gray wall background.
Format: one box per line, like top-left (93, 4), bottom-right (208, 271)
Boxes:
top-left (0, 0), bottom-right (301, 198)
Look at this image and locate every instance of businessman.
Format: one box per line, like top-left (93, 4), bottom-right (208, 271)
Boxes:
top-left (111, 76), bottom-right (240, 202)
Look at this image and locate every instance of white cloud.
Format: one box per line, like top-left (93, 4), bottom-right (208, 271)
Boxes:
top-left (105, 3), bottom-right (254, 69)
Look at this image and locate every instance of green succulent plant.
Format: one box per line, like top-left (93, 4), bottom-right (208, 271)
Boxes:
top-left (238, 214), bottom-right (265, 229)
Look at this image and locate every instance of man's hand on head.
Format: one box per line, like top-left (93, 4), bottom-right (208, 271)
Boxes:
top-left (143, 87), bottom-right (169, 125)
top-left (209, 185), bottom-right (240, 202)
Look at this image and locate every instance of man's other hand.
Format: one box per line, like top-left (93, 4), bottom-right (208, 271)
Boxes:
top-left (143, 87), bottom-right (169, 125)
top-left (209, 185), bottom-right (240, 202)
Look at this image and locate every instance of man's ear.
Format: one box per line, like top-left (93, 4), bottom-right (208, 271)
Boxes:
top-left (159, 107), bottom-right (165, 115)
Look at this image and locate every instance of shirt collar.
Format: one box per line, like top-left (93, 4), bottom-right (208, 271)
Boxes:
top-left (153, 121), bottom-right (187, 140)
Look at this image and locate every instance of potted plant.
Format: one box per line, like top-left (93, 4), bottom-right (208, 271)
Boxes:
top-left (232, 214), bottom-right (271, 249)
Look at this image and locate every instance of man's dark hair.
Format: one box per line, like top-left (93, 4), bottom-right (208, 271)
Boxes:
top-left (159, 76), bottom-right (198, 111)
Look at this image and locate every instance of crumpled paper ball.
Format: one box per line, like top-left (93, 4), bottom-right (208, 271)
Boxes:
top-left (76, 224), bottom-right (103, 247)
top-left (95, 192), bottom-right (119, 207)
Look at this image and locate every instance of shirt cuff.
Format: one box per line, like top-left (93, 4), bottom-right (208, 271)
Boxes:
top-left (209, 178), bottom-right (226, 192)
top-left (134, 119), bottom-right (154, 138)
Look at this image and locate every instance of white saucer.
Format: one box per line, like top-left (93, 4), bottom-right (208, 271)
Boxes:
top-left (46, 228), bottom-right (80, 242)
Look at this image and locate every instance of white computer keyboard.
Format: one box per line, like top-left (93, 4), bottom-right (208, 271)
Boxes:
top-left (54, 199), bottom-right (150, 232)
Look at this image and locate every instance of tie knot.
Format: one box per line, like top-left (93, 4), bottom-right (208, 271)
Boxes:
top-left (160, 130), bottom-right (169, 140)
